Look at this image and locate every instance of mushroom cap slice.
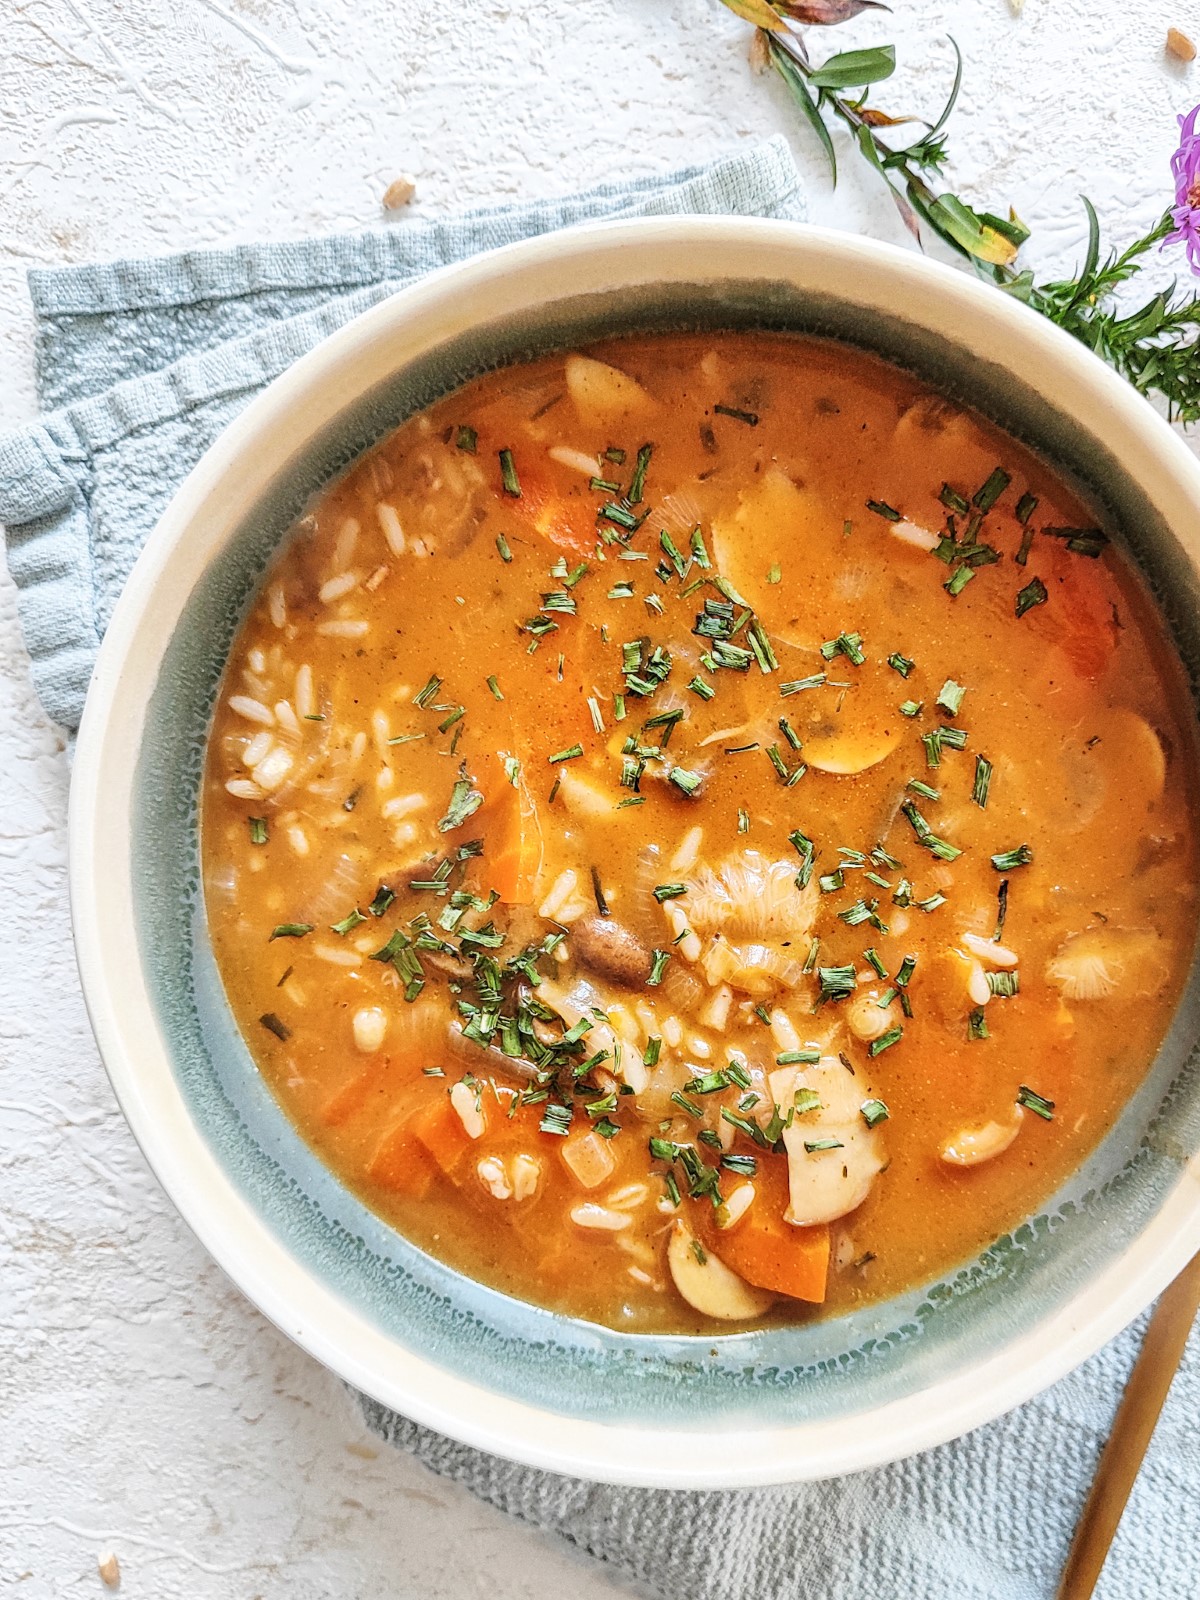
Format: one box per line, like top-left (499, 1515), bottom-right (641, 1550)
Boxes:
top-left (666, 1220), bottom-right (775, 1321)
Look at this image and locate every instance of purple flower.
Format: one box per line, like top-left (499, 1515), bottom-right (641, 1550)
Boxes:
top-left (1166, 103), bottom-right (1200, 272)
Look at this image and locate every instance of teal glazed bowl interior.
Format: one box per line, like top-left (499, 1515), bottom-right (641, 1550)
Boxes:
top-left (70, 219), bottom-right (1200, 1486)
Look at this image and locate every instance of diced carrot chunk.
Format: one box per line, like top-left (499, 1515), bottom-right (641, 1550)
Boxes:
top-left (480, 771), bottom-right (543, 905)
top-left (366, 1121), bottom-right (437, 1199)
top-left (719, 1213), bottom-right (830, 1305)
top-left (320, 1069), bottom-right (378, 1129)
top-left (705, 1158), bottom-right (830, 1304)
top-left (505, 460), bottom-right (595, 558)
top-left (410, 1094), bottom-right (479, 1179)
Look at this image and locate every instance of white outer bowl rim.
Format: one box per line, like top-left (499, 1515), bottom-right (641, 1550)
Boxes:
top-left (68, 216), bottom-right (1200, 1488)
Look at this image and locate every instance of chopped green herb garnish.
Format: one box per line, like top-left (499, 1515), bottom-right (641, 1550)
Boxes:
top-left (644, 1036), bottom-right (662, 1067)
top-left (668, 767), bottom-right (703, 797)
top-left (687, 674), bottom-right (715, 701)
top-left (438, 765), bottom-right (484, 832)
top-left (647, 949), bottom-right (671, 986)
top-left (498, 448), bottom-right (521, 497)
top-left (738, 807), bottom-right (750, 834)
top-left (766, 562), bottom-right (782, 584)
top-left (945, 564), bottom-right (976, 596)
top-left (487, 675), bottom-right (504, 701)
top-left (628, 443), bottom-right (653, 504)
top-left (368, 885), bottom-right (395, 918)
top-left (547, 744), bottom-right (584, 764)
top-left (1017, 1085), bottom-right (1055, 1120)
top-left (540, 1102), bottom-right (573, 1136)
top-left (248, 817), bottom-right (268, 845)
top-left (860, 1098), bottom-right (890, 1128)
top-left (817, 964), bottom-right (857, 1003)
top-left (936, 679), bottom-right (966, 715)
top-left (1043, 525), bottom-right (1108, 557)
top-left (973, 467), bottom-right (1011, 512)
top-left (414, 674), bottom-right (442, 709)
top-left (269, 923), bottom-right (314, 940)
top-left (331, 909), bottom-right (366, 936)
top-left (899, 700), bottom-right (923, 718)
top-left (887, 653), bottom-right (915, 678)
top-left (804, 1137), bottom-right (845, 1154)
top-left (456, 425), bottom-right (477, 453)
top-left (821, 630), bottom-right (866, 665)
top-left (994, 879), bottom-right (1010, 941)
top-left (1015, 491), bottom-right (1039, 524)
top-left (777, 1049), bottom-right (821, 1066)
top-left (259, 1012), bottom-right (290, 1041)
top-left (967, 1007), bottom-right (990, 1041)
top-left (818, 869), bottom-right (845, 894)
top-left (863, 948), bottom-right (888, 979)
top-left (868, 1026), bottom-right (903, 1057)
top-left (1015, 576), bottom-right (1048, 617)
top-left (714, 403), bottom-right (759, 426)
top-left (991, 845), bottom-right (1032, 871)
top-left (781, 674), bottom-right (826, 695)
top-left (987, 970), bottom-right (1020, 998)
top-left (653, 884), bottom-right (687, 902)
top-left (387, 732), bottom-right (426, 746)
top-left (866, 499), bottom-right (901, 521)
top-left (907, 778), bottom-right (940, 801)
top-left (939, 483), bottom-right (970, 515)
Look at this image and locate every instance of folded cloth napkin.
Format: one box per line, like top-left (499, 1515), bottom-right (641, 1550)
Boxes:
top-left (2, 137), bottom-right (1196, 1599)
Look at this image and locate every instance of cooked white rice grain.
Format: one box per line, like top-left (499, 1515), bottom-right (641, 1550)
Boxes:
top-left (548, 444), bottom-right (602, 477)
top-left (274, 699), bottom-right (300, 738)
top-left (225, 777), bottom-right (265, 800)
top-left (312, 943), bottom-right (361, 967)
top-left (317, 619), bottom-right (369, 638)
top-left (332, 517), bottom-right (360, 571)
top-left (382, 792), bottom-right (427, 820)
top-left (242, 731), bottom-right (274, 768)
top-left (268, 584), bottom-right (287, 628)
top-left (253, 745), bottom-right (294, 791)
top-left (294, 664), bottom-right (315, 720)
top-left (229, 694), bottom-right (274, 727)
top-left (319, 569), bottom-right (361, 604)
top-left (377, 503), bottom-right (406, 556)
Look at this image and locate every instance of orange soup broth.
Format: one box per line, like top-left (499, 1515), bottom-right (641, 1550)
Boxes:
top-left (201, 333), bottom-right (1199, 1333)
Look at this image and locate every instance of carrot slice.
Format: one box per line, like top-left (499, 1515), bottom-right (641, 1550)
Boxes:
top-left (706, 1159), bottom-right (831, 1304)
top-left (410, 1094), bottom-right (479, 1179)
top-left (320, 1069), bottom-right (378, 1128)
top-left (505, 459), bottom-right (595, 558)
top-left (365, 1121), bottom-right (437, 1199)
top-left (479, 766), bottom-right (544, 905)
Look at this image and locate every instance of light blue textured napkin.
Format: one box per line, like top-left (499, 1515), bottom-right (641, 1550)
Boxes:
top-left (2, 137), bottom-right (1196, 1600)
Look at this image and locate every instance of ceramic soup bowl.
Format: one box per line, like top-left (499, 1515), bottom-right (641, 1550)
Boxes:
top-left (70, 217), bottom-right (1200, 1487)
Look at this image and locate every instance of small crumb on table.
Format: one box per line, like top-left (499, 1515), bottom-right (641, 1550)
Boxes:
top-left (1168, 26), bottom-right (1197, 61)
top-left (97, 1549), bottom-right (120, 1588)
top-left (382, 174), bottom-right (417, 209)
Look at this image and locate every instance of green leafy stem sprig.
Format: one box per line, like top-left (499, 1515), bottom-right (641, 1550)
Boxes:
top-left (722, 0), bottom-right (1200, 422)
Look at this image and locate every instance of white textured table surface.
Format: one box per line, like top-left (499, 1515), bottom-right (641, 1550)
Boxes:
top-left (1, 2), bottom-right (1197, 1595)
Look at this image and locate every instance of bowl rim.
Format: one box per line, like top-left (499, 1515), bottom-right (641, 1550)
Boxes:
top-left (69, 214), bottom-right (1200, 1487)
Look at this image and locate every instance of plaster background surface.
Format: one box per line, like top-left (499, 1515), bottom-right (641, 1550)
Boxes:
top-left (0, 1), bottom-right (1197, 1594)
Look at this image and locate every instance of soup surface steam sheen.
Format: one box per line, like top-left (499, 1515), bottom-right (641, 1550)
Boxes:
top-left (201, 334), bottom-right (1198, 1333)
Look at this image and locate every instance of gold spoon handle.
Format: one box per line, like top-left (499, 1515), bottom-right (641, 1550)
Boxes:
top-left (1056, 1250), bottom-right (1200, 1600)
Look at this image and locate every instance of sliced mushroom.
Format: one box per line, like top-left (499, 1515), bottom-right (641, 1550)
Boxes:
top-left (1045, 928), bottom-right (1169, 1001)
top-left (940, 1110), bottom-right (1024, 1167)
top-left (666, 1220), bottom-right (774, 1320)
top-left (447, 1020), bottom-right (536, 1082)
top-left (804, 726), bottom-right (901, 775)
top-left (771, 1058), bottom-right (886, 1227)
top-left (570, 916), bottom-right (652, 989)
top-left (565, 354), bottom-right (657, 423)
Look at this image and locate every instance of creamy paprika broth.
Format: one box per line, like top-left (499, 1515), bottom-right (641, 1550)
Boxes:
top-left (201, 333), bottom-right (1198, 1333)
